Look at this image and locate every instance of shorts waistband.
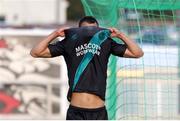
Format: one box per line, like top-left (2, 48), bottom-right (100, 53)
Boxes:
top-left (69, 104), bottom-right (106, 112)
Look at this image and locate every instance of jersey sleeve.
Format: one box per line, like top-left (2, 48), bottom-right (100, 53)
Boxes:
top-left (110, 38), bottom-right (127, 57)
top-left (48, 39), bottom-right (65, 57)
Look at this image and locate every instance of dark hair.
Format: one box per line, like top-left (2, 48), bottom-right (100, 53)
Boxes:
top-left (79, 16), bottom-right (99, 27)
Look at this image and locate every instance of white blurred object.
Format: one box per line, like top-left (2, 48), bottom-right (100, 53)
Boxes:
top-left (0, 0), bottom-right (69, 25)
top-left (11, 85), bottom-right (59, 116)
top-left (1, 60), bottom-right (9, 66)
top-left (27, 103), bottom-right (46, 117)
top-left (8, 61), bottom-right (24, 74)
top-left (17, 73), bottom-right (59, 83)
top-left (0, 49), bottom-right (6, 58)
top-left (24, 63), bottom-right (35, 73)
top-left (13, 44), bottom-right (29, 56)
top-left (32, 60), bottom-right (50, 72)
top-left (5, 49), bottom-right (23, 61)
top-left (47, 58), bottom-right (61, 65)
top-left (0, 67), bottom-right (16, 81)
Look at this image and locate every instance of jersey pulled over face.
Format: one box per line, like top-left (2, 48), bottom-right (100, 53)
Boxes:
top-left (48, 26), bottom-right (127, 102)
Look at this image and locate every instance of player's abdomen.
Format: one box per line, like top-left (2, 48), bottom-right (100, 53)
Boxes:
top-left (70, 92), bottom-right (105, 108)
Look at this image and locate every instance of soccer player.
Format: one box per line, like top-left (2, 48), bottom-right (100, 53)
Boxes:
top-left (30, 16), bottom-right (144, 120)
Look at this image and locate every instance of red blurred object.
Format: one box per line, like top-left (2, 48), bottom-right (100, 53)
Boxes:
top-left (0, 91), bottom-right (20, 114)
top-left (0, 38), bottom-right (8, 48)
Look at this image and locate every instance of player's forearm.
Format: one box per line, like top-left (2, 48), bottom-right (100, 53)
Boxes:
top-left (30, 31), bottom-right (58, 57)
top-left (117, 33), bottom-right (144, 57)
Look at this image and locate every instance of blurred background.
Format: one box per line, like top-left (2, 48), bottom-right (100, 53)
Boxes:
top-left (0, 0), bottom-right (180, 120)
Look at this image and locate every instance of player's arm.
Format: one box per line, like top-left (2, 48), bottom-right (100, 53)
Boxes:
top-left (109, 28), bottom-right (144, 58)
top-left (30, 27), bottom-right (67, 58)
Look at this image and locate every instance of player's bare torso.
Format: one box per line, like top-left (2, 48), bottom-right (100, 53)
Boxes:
top-left (70, 92), bottom-right (104, 108)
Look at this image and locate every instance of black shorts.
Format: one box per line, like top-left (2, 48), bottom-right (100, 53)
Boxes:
top-left (66, 104), bottom-right (108, 120)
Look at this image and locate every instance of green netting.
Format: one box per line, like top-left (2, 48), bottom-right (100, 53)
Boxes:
top-left (81, 0), bottom-right (180, 120)
top-left (118, 0), bottom-right (180, 10)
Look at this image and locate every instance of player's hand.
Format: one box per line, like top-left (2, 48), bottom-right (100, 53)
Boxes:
top-left (55, 27), bottom-right (70, 37)
top-left (108, 27), bottom-right (125, 39)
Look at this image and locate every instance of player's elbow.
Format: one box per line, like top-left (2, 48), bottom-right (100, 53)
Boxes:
top-left (30, 50), bottom-right (40, 58)
top-left (134, 50), bottom-right (144, 58)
